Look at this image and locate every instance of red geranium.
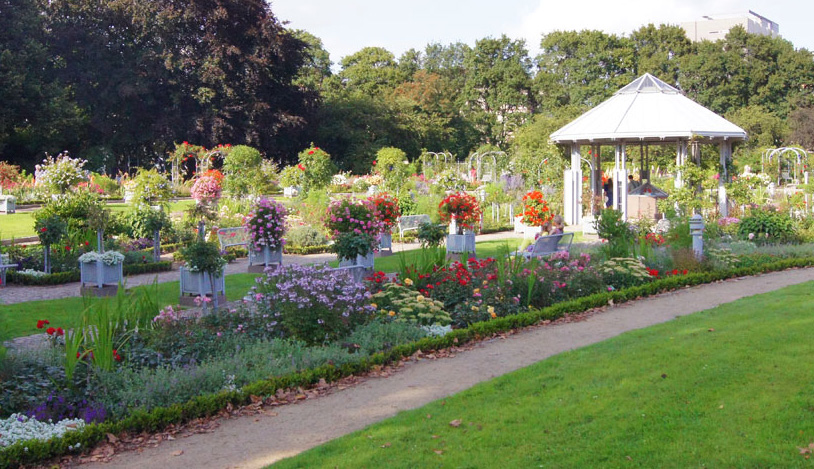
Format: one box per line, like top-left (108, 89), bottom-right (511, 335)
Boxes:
top-left (369, 193), bottom-right (401, 231)
top-left (46, 327), bottom-right (56, 335)
top-left (36, 319), bottom-right (50, 329)
top-left (521, 191), bottom-right (553, 227)
top-left (439, 192), bottom-right (482, 231)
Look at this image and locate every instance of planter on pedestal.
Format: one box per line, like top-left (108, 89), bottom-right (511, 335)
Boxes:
top-left (80, 261), bottom-right (123, 297)
top-left (338, 252), bottom-right (375, 270)
top-left (179, 265), bottom-right (226, 307)
top-left (446, 230), bottom-right (476, 257)
top-left (378, 232), bottom-right (392, 255)
top-left (523, 225), bottom-right (543, 240)
top-left (0, 195), bottom-right (16, 214)
top-left (248, 245), bottom-right (283, 273)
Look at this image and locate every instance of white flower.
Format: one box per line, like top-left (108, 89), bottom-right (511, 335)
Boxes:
top-left (78, 251), bottom-right (125, 265)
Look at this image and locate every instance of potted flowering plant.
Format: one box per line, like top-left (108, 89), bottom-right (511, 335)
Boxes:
top-left (78, 250), bottom-right (124, 295)
top-left (190, 172), bottom-right (222, 206)
top-left (244, 197), bottom-right (288, 272)
top-left (33, 213), bottom-right (67, 274)
top-left (369, 193), bottom-right (400, 253)
top-left (179, 240), bottom-right (226, 308)
top-left (438, 191), bottom-right (481, 256)
top-left (520, 190), bottom-right (553, 238)
top-left (326, 198), bottom-right (384, 268)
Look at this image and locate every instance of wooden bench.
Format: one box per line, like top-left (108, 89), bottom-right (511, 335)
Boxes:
top-left (397, 214), bottom-right (432, 238)
top-left (0, 253), bottom-right (17, 287)
top-left (511, 232), bottom-right (574, 260)
top-left (216, 227), bottom-right (250, 251)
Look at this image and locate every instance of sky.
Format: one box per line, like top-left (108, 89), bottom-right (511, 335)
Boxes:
top-left (271, 0), bottom-right (814, 68)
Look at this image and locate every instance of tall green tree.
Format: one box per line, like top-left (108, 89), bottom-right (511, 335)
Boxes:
top-left (630, 24), bottom-right (692, 85)
top-left (338, 47), bottom-right (405, 96)
top-left (462, 35), bottom-right (534, 148)
top-left (0, 0), bottom-right (82, 168)
top-left (536, 30), bottom-right (636, 109)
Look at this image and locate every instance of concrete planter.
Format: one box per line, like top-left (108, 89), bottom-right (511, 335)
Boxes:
top-left (0, 196), bottom-right (16, 214)
top-left (79, 261), bottom-right (123, 296)
top-left (446, 231), bottom-right (475, 255)
top-left (179, 266), bottom-right (226, 306)
top-left (248, 245), bottom-right (283, 273)
top-left (338, 252), bottom-right (375, 269)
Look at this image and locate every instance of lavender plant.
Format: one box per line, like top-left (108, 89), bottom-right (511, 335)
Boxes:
top-left (250, 264), bottom-right (375, 344)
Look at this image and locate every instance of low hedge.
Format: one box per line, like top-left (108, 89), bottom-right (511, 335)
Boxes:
top-left (284, 245), bottom-right (332, 255)
top-left (123, 261), bottom-right (172, 276)
top-left (5, 262), bottom-right (172, 286)
top-left (4, 257), bottom-right (814, 466)
top-left (6, 270), bottom-right (80, 286)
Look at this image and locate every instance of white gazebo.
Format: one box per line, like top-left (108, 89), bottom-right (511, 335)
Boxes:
top-left (551, 73), bottom-right (748, 226)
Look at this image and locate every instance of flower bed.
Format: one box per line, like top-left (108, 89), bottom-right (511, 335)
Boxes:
top-left (4, 256), bottom-right (814, 466)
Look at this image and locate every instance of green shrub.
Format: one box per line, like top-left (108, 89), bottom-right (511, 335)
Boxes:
top-left (297, 145), bottom-right (336, 193)
top-left (594, 209), bottom-right (634, 258)
top-left (737, 208), bottom-right (796, 244)
top-left (223, 145), bottom-right (263, 197)
top-left (128, 168), bottom-right (173, 206)
top-left (416, 222), bottom-right (446, 248)
top-left (598, 257), bottom-right (652, 289)
top-left (286, 225), bottom-right (328, 247)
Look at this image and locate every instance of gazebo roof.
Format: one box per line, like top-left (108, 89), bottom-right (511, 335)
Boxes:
top-left (550, 73), bottom-right (747, 144)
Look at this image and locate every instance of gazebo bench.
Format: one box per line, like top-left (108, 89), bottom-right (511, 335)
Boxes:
top-left (510, 233), bottom-right (574, 260)
top-left (396, 214), bottom-right (431, 238)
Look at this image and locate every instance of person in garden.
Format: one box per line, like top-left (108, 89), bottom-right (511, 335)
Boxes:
top-left (603, 178), bottom-right (614, 208)
top-left (549, 215), bottom-right (564, 235)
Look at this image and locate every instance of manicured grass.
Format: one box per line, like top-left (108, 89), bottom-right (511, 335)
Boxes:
top-left (0, 272), bottom-right (259, 341)
top-left (0, 200), bottom-right (196, 240)
top-left (272, 281), bottom-right (814, 468)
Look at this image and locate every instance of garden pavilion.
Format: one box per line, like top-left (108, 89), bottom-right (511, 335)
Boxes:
top-left (550, 73), bottom-right (748, 227)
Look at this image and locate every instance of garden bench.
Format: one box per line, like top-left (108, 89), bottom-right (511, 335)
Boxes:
top-left (397, 214), bottom-right (431, 238)
top-left (216, 227), bottom-right (250, 251)
top-left (511, 232), bottom-right (574, 260)
top-left (0, 254), bottom-right (16, 287)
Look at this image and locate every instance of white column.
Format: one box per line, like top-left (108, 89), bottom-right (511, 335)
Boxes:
top-left (718, 141), bottom-right (732, 217)
top-left (675, 141), bottom-right (687, 189)
top-left (563, 144), bottom-right (582, 226)
top-left (613, 145), bottom-right (628, 219)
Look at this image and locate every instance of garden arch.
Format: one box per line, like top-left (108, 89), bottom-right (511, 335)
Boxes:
top-left (550, 73), bottom-right (747, 226)
top-left (761, 147), bottom-right (809, 185)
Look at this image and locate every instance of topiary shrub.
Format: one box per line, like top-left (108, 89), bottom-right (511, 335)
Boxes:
top-left (737, 208), bottom-right (797, 244)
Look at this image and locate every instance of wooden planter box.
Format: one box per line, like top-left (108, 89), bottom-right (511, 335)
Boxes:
top-left (179, 266), bottom-right (226, 306)
top-left (0, 196), bottom-right (16, 214)
top-left (446, 232), bottom-right (475, 255)
top-left (378, 232), bottom-right (392, 255)
top-left (79, 261), bottom-right (123, 296)
top-left (248, 245), bottom-right (283, 273)
top-left (338, 252), bottom-right (375, 269)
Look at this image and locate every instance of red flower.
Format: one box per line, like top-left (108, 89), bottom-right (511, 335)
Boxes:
top-left (297, 164), bottom-right (306, 171)
top-left (40, 227), bottom-right (47, 233)
top-left (84, 241), bottom-right (90, 246)
top-left (37, 319), bottom-right (50, 329)
top-left (682, 269), bottom-right (688, 275)
top-left (46, 327), bottom-right (56, 336)
top-left (314, 147), bottom-right (320, 150)
top-left (672, 269), bottom-right (678, 275)
top-left (308, 150), bottom-right (315, 155)
top-left (372, 160), bottom-right (377, 166)
top-left (65, 246), bottom-right (71, 251)
top-left (56, 327), bottom-right (64, 336)
top-left (183, 141), bottom-right (189, 145)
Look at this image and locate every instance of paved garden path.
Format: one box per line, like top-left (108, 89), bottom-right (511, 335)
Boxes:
top-left (83, 266), bottom-right (814, 469)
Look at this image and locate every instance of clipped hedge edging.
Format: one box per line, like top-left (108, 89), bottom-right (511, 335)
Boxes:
top-left (284, 245), bottom-right (332, 255)
top-left (3, 257), bottom-right (814, 466)
top-left (123, 261), bottom-right (173, 276)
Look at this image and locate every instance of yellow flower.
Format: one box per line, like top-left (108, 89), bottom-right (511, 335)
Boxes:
top-left (404, 278), bottom-right (414, 286)
top-left (416, 295), bottom-right (424, 301)
top-left (487, 306), bottom-right (495, 315)
top-left (471, 306), bottom-right (479, 312)
top-left (473, 288), bottom-right (480, 294)
top-left (482, 280), bottom-right (488, 285)
top-left (371, 303), bottom-right (377, 309)
top-left (388, 310), bottom-right (396, 317)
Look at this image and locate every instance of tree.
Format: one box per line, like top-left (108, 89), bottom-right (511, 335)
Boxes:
top-left (462, 35), bottom-right (534, 148)
top-left (338, 47), bottom-right (405, 96)
top-left (536, 30), bottom-right (636, 109)
top-left (0, 0), bottom-right (81, 169)
top-left (630, 24), bottom-right (692, 85)
top-left (292, 30), bottom-right (333, 92)
top-left (223, 145), bottom-right (264, 197)
top-left (789, 107), bottom-right (814, 150)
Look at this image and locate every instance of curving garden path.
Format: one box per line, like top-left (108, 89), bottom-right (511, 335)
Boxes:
top-left (76, 266), bottom-right (814, 468)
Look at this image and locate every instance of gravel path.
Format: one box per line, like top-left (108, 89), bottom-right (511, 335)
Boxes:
top-left (80, 266), bottom-right (814, 469)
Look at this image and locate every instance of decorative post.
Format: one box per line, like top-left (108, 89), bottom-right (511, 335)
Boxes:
top-left (153, 230), bottom-right (161, 262)
top-left (690, 214), bottom-right (704, 259)
top-left (44, 244), bottom-right (51, 274)
top-left (198, 220), bottom-right (206, 242)
top-left (718, 140), bottom-right (732, 217)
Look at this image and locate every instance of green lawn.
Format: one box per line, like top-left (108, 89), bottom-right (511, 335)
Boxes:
top-left (0, 200), bottom-right (195, 240)
top-left (0, 272), bottom-right (258, 341)
top-left (272, 281), bottom-right (814, 468)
